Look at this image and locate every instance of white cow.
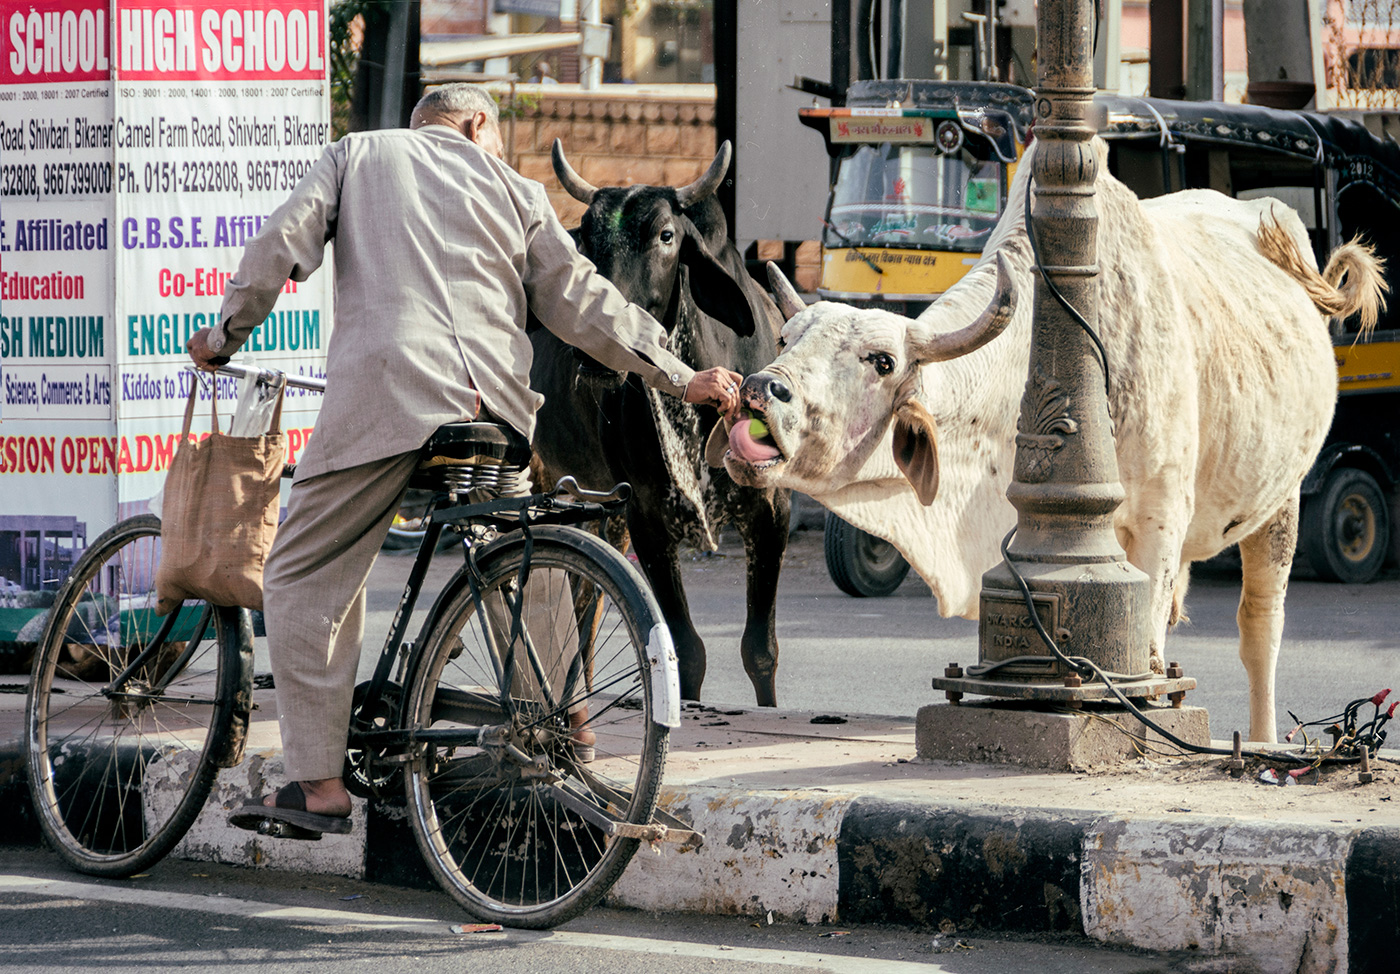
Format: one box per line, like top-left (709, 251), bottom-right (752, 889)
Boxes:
top-left (715, 140), bottom-right (1386, 743)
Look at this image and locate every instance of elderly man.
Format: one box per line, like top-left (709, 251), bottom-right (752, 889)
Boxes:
top-left (187, 83), bottom-right (741, 835)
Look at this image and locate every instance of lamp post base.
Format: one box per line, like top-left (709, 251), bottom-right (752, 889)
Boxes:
top-left (915, 699), bottom-right (1211, 771)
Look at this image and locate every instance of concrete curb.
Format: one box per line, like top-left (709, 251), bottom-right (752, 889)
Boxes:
top-left (3, 741), bottom-right (1396, 973)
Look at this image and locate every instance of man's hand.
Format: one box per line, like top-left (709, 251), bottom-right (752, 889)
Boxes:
top-left (186, 327), bottom-right (229, 372)
top-left (684, 366), bottom-right (744, 418)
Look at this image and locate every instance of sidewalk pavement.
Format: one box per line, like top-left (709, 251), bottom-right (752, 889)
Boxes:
top-left (1, 681), bottom-right (1396, 974)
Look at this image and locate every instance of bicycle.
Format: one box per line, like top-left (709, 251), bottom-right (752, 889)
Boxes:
top-left (26, 363), bottom-right (695, 928)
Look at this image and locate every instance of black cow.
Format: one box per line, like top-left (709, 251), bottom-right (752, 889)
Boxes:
top-left (529, 140), bottom-right (790, 706)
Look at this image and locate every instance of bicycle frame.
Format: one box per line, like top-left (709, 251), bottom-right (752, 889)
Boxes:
top-left (209, 363), bottom-right (680, 796)
top-left (102, 603), bottom-right (214, 702)
top-left (349, 484), bottom-right (634, 761)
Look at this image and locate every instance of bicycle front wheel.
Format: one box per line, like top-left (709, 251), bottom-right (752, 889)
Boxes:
top-left (26, 514), bottom-right (247, 877)
top-left (403, 527), bottom-right (671, 928)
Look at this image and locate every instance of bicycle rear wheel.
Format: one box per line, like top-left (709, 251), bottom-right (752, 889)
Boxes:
top-left (403, 526), bottom-right (671, 928)
top-left (26, 514), bottom-right (248, 877)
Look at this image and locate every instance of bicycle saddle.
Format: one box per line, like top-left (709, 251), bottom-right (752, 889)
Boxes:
top-left (418, 423), bottom-right (532, 470)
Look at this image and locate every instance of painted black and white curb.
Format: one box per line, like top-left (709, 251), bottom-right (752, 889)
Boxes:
top-left (3, 750), bottom-right (1395, 974)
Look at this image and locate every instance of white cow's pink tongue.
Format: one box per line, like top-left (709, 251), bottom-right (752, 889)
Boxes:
top-left (729, 420), bottom-right (781, 463)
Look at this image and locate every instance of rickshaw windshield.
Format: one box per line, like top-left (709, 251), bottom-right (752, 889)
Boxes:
top-left (825, 143), bottom-right (1004, 253)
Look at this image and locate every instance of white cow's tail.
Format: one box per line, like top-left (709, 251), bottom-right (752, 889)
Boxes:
top-left (1257, 214), bottom-right (1389, 337)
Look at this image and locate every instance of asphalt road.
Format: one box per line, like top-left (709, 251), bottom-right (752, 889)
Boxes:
top-left (0, 849), bottom-right (1197, 973)
top-left (355, 522), bottom-right (1400, 749)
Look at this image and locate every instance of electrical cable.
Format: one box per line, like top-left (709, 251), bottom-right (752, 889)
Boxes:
top-left (1024, 174), bottom-right (1111, 399)
top-left (1001, 173), bottom-right (1370, 768)
top-left (996, 529), bottom-right (1345, 766)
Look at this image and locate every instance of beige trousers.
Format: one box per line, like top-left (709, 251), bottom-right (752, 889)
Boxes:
top-left (263, 451), bottom-right (421, 781)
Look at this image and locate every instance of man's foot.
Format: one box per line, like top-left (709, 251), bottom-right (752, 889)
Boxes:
top-left (569, 708), bottom-right (596, 763)
top-left (264, 776), bottom-right (350, 817)
top-left (229, 780), bottom-right (352, 838)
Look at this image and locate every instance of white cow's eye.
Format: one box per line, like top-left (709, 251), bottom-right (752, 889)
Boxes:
top-left (865, 352), bottom-right (894, 376)
top-left (776, 336), bottom-right (786, 350)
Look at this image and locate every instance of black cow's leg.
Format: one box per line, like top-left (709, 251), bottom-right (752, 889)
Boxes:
top-left (628, 526), bottom-right (707, 701)
top-left (736, 490), bottom-right (790, 707)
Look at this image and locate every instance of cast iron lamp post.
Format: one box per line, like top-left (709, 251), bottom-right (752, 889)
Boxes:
top-left (934, 0), bottom-right (1193, 706)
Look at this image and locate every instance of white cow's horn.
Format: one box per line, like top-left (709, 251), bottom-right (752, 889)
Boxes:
top-left (552, 139), bottom-right (597, 204)
top-left (767, 262), bottom-right (805, 320)
top-left (915, 252), bottom-right (1017, 363)
top-left (676, 142), bottom-right (732, 209)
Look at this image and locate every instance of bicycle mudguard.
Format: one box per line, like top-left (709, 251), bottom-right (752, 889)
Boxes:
top-left (647, 623), bottom-right (681, 729)
top-left (215, 607), bottom-right (256, 769)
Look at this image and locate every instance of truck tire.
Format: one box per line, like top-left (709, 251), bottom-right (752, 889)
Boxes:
top-left (824, 512), bottom-right (911, 597)
top-left (1301, 468), bottom-right (1390, 584)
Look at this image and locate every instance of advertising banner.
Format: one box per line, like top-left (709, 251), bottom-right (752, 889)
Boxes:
top-left (1, 0), bottom-right (331, 665)
top-left (1, 0), bottom-right (116, 639)
top-left (112, 0), bottom-right (333, 512)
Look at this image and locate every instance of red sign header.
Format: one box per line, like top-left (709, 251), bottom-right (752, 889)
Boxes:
top-left (2, 0), bottom-right (111, 84)
top-left (116, 0), bottom-right (326, 81)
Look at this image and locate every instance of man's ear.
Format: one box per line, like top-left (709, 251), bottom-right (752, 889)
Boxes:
top-left (892, 399), bottom-right (939, 505)
top-left (465, 110), bottom-right (489, 141)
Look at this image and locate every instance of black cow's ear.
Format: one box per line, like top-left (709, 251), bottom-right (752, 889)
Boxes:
top-left (678, 215), bottom-right (756, 338)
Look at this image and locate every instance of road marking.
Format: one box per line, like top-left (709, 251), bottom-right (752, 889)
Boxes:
top-left (1, 874), bottom-right (950, 972)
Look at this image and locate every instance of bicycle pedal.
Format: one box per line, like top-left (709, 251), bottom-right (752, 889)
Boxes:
top-left (255, 818), bottom-right (324, 841)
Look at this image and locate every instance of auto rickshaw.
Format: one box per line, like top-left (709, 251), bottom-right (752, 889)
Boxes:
top-left (800, 80), bottom-right (1400, 590)
top-left (798, 80), bottom-right (1035, 319)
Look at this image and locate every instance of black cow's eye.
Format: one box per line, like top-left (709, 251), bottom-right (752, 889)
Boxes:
top-left (659, 227), bottom-right (676, 244)
top-left (866, 352), bottom-right (894, 376)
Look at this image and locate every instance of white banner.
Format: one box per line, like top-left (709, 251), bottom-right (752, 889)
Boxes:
top-left (111, 0), bottom-right (332, 507)
top-left (0, 0), bottom-right (331, 633)
top-left (1, 0), bottom-right (117, 616)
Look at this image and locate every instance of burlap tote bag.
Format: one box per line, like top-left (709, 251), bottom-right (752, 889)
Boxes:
top-left (155, 379), bottom-right (285, 614)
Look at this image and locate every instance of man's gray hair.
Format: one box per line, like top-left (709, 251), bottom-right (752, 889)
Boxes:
top-left (415, 84), bottom-right (499, 125)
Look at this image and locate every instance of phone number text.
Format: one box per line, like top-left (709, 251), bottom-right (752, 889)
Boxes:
top-left (116, 158), bottom-right (315, 196)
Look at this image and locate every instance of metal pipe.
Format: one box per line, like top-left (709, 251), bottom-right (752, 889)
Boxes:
top-left (379, 0), bottom-right (409, 130)
top-left (855, 0), bottom-right (875, 81)
top-left (887, 0), bottom-right (904, 79)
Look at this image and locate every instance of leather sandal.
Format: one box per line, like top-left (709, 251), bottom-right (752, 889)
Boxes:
top-left (228, 781), bottom-right (352, 840)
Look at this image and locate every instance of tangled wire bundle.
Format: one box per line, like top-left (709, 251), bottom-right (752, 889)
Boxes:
top-left (1286, 688), bottom-right (1396, 762)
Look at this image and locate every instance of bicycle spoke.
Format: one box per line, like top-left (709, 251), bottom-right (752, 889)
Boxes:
top-left (404, 530), bottom-right (670, 927)
top-left (27, 515), bottom-right (242, 876)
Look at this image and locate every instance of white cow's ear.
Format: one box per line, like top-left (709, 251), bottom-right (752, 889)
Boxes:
top-left (892, 399), bottom-right (939, 505)
top-left (705, 416), bottom-right (732, 467)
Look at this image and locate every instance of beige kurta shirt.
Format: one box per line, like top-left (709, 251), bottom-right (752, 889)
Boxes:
top-left (215, 123), bottom-right (695, 480)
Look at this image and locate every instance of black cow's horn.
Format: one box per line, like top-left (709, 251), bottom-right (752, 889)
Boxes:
top-left (675, 141), bottom-right (732, 210)
top-left (914, 252), bottom-right (1017, 363)
top-left (766, 262), bottom-right (805, 321)
top-left (552, 139), bottom-right (597, 204)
